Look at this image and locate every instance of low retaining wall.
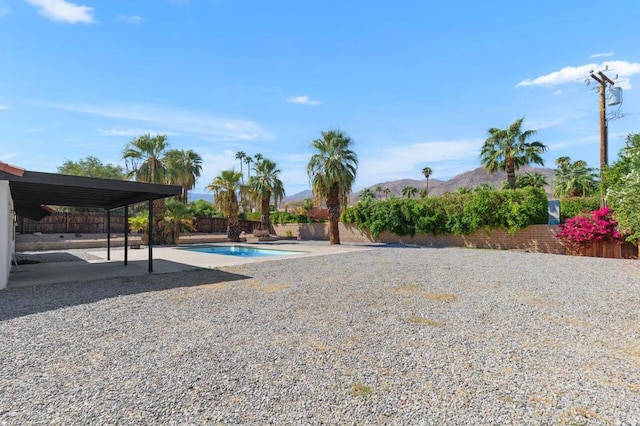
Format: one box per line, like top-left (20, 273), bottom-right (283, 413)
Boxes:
top-left (272, 223), bottom-right (566, 254)
top-left (16, 224), bottom-right (572, 256)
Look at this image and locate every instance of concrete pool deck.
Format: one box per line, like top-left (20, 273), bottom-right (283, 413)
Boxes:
top-left (8, 241), bottom-right (375, 288)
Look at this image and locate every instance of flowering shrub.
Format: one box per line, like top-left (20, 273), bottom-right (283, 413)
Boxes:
top-left (556, 207), bottom-right (622, 251)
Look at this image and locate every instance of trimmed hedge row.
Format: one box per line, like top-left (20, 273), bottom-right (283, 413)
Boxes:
top-left (341, 187), bottom-right (548, 238)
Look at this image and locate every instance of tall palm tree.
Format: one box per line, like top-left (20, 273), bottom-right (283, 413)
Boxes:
top-left (553, 157), bottom-right (598, 197)
top-left (248, 158), bottom-right (285, 232)
top-left (375, 185), bottom-right (384, 199)
top-left (383, 187), bottom-right (391, 199)
top-left (165, 149), bottom-right (203, 203)
top-left (235, 151), bottom-right (246, 183)
top-left (254, 153), bottom-right (264, 164)
top-left (307, 129), bottom-right (358, 245)
top-left (480, 117), bottom-right (548, 189)
top-left (244, 156), bottom-right (253, 180)
top-left (122, 134), bottom-right (171, 183)
top-left (207, 170), bottom-right (245, 242)
top-left (422, 166), bottom-right (433, 196)
top-left (401, 185), bottom-right (418, 198)
top-left (122, 134), bottom-right (172, 244)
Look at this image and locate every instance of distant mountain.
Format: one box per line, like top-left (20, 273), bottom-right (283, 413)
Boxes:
top-left (283, 189), bottom-right (313, 202)
top-left (282, 166), bottom-right (555, 204)
top-left (188, 193), bottom-right (214, 203)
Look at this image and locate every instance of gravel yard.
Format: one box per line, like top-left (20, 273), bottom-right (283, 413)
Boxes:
top-left (1, 246), bottom-right (639, 424)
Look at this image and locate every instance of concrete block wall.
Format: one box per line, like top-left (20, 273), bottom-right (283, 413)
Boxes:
top-left (272, 223), bottom-right (565, 254)
top-left (0, 181), bottom-right (14, 289)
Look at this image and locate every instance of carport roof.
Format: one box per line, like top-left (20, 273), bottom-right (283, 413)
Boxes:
top-left (1, 161), bottom-right (182, 220)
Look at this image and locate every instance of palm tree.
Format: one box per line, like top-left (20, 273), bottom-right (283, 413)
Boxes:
top-left (383, 187), bottom-right (391, 199)
top-left (254, 153), bottom-right (264, 164)
top-left (122, 134), bottom-right (171, 183)
top-left (235, 151), bottom-right (246, 183)
top-left (307, 129), bottom-right (358, 245)
top-left (165, 149), bottom-right (203, 203)
top-left (518, 172), bottom-right (548, 189)
top-left (244, 156), bottom-right (253, 180)
top-left (122, 134), bottom-right (172, 244)
top-left (401, 185), bottom-right (418, 198)
top-left (248, 158), bottom-right (285, 232)
top-left (375, 185), bottom-right (384, 199)
top-left (553, 157), bottom-right (598, 197)
top-left (359, 188), bottom-right (376, 201)
top-left (480, 117), bottom-right (548, 189)
top-left (502, 172), bottom-right (549, 189)
top-left (422, 166), bottom-right (433, 196)
top-left (207, 170), bottom-right (245, 242)
top-left (160, 200), bottom-right (196, 244)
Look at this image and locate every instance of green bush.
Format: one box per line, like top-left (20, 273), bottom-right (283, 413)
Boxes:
top-left (558, 196), bottom-right (599, 223)
top-left (244, 212), bottom-right (261, 221)
top-left (187, 200), bottom-right (222, 218)
top-left (342, 187), bottom-right (548, 238)
top-left (270, 211), bottom-right (311, 224)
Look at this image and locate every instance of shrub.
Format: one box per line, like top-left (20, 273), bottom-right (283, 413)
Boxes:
top-left (558, 196), bottom-right (600, 223)
top-left (244, 212), bottom-right (261, 222)
top-left (342, 187), bottom-right (547, 238)
top-left (556, 207), bottom-right (622, 251)
top-left (187, 200), bottom-right (221, 218)
top-left (270, 211), bottom-right (311, 224)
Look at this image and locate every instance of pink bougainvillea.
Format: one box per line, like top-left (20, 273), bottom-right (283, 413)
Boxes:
top-left (556, 207), bottom-right (622, 251)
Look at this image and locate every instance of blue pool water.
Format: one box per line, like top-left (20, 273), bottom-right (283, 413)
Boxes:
top-left (180, 245), bottom-right (304, 257)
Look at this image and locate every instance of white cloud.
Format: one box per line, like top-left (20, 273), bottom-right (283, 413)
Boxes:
top-left (356, 139), bottom-right (481, 187)
top-left (98, 128), bottom-right (179, 137)
top-left (590, 52), bottom-right (614, 59)
top-left (287, 96), bottom-right (321, 106)
top-left (552, 89), bottom-right (563, 96)
top-left (516, 60), bottom-right (640, 90)
top-left (24, 0), bottom-right (96, 24)
top-left (193, 150), bottom-right (239, 192)
top-left (118, 14), bottom-right (143, 24)
top-left (50, 102), bottom-right (274, 141)
top-left (0, 104), bottom-right (10, 110)
top-left (0, 4), bottom-right (10, 18)
top-left (0, 151), bottom-right (19, 161)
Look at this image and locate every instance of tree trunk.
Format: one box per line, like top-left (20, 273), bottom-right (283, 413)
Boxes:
top-left (152, 198), bottom-right (170, 245)
top-left (227, 215), bottom-right (241, 242)
top-left (327, 183), bottom-right (341, 245)
top-left (260, 192), bottom-right (271, 232)
top-left (506, 159), bottom-right (517, 190)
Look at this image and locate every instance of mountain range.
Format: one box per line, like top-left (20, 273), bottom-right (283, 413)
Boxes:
top-left (190, 166), bottom-right (555, 204)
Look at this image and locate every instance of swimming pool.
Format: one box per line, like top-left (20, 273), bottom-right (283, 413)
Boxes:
top-left (180, 245), bottom-right (305, 257)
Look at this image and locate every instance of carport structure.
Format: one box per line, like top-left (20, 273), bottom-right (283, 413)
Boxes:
top-left (1, 161), bottom-right (182, 274)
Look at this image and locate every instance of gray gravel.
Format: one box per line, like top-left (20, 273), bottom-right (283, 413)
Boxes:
top-left (1, 246), bottom-right (639, 424)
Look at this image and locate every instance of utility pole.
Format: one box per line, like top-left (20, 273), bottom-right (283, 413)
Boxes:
top-left (590, 70), bottom-right (615, 206)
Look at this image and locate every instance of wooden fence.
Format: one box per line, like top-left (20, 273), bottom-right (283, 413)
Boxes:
top-left (16, 212), bottom-right (259, 235)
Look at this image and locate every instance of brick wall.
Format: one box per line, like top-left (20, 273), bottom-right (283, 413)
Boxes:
top-left (272, 223), bottom-right (566, 254)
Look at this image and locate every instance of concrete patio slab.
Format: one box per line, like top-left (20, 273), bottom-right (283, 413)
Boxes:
top-left (8, 242), bottom-right (374, 288)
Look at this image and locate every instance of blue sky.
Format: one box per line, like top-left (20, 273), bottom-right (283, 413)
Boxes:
top-left (1, 0), bottom-right (640, 196)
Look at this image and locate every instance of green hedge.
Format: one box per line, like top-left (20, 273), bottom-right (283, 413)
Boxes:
top-left (558, 196), bottom-right (600, 223)
top-left (270, 211), bottom-right (311, 224)
top-left (341, 187), bottom-right (548, 238)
